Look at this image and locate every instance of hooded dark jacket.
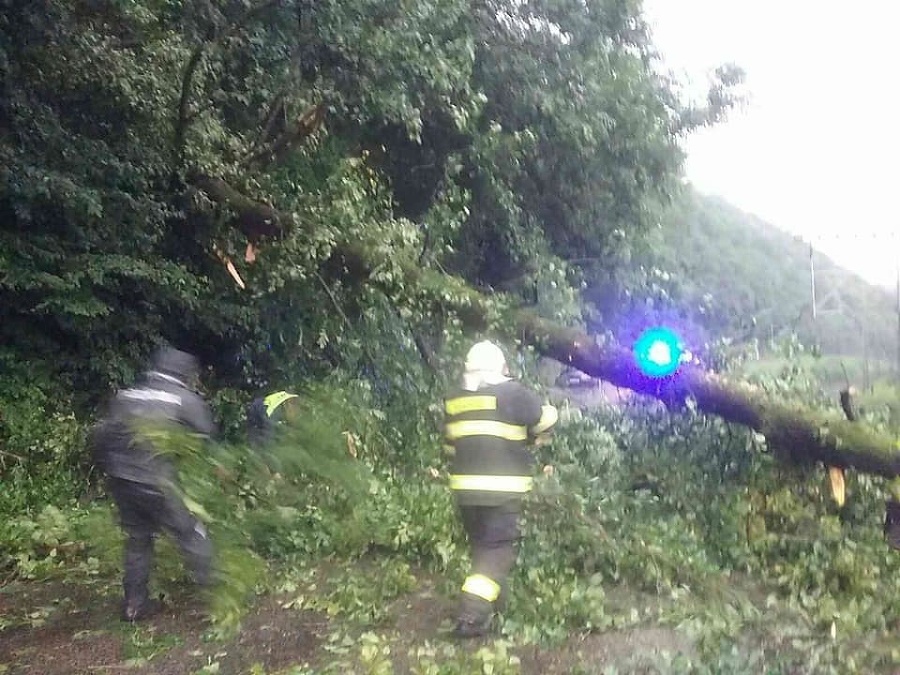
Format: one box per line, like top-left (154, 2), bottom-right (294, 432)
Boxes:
top-left (92, 348), bottom-right (216, 486)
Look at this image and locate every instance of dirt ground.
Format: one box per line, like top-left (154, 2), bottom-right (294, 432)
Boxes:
top-left (0, 571), bottom-right (697, 675)
top-left (0, 578), bottom-right (325, 675)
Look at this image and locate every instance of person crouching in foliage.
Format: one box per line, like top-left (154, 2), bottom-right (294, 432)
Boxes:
top-left (245, 390), bottom-right (300, 448)
top-left (443, 340), bottom-right (559, 638)
top-left (90, 347), bottom-right (218, 622)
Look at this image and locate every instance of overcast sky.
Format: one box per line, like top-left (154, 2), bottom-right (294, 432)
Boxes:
top-left (641, 0), bottom-right (899, 291)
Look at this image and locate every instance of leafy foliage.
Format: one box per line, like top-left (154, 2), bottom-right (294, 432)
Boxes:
top-left (0, 349), bottom-right (88, 513)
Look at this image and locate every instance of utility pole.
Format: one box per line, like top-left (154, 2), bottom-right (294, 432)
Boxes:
top-left (863, 330), bottom-right (870, 391)
top-left (809, 242), bottom-right (820, 354)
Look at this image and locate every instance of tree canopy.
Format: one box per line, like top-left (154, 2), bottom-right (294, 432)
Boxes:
top-left (1, 0), bottom-right (742, 408)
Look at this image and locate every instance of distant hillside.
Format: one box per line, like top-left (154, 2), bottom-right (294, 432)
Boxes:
top-left (650, 190), bottom-right (897, 362)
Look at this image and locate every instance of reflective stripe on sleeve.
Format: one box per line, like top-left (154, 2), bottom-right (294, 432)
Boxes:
top-left (264, 391), bottom-right (299, 417)
top-left (445, 420), bottom-right (527, 441)
top-left (462, 574), bottom-right (501, 602)
top-left (120, 388), bottom-right (182, 405)
top-left (445, 395), bottom-right (497, 416)
top-left (529, 404), bottom-right (559, 435)
top-left (449, 474), bottom-right (533, 493)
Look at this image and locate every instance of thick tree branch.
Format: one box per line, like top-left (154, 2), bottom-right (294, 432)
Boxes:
top-left (172, 43), bottom-right (208, 172)
top-left (189, 172), bottom-right (284, 240)
top-left (243, 103), bottom-right (326, 170)
top-left (513, 310), bottom-right (900, 477)
top-left (245, 90), bottom-right (288, 159)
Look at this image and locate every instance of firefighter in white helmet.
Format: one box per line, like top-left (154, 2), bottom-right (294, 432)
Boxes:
top-left (442, 340), bottom-right (558, 637)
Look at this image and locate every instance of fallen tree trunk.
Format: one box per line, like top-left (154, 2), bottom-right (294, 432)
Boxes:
top-left (193, 176), bottom-right (900, 480)
top-left (515, 311), bottom-right (900, 472)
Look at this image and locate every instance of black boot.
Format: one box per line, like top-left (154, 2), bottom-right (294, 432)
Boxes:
top-left (121, 597), bottom-right (163, 622)
top-left (452, 585), bottom-right (497, 638)
top-left (451, 613), bottom-right (492, 639)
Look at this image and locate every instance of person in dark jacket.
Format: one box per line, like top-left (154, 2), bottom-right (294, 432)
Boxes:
top-left (246, 390), bottom-right (299, 447)
top-left (91, 347), bottom-right (217, 622)
top-left (443, 340), bottom-right (558, 638)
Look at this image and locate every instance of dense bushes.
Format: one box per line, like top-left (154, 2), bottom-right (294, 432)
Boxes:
top-left (0, 349), bottom-right (92, 515)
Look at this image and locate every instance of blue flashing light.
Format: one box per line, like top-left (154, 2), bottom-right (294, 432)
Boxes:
top-left (634, 327), bottom-right (683, 378)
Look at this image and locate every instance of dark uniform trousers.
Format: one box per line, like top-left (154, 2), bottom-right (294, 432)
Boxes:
top-left (457, 501), bottom-right (522, 620)
top-left (107, 477), bottom-right (212, 608)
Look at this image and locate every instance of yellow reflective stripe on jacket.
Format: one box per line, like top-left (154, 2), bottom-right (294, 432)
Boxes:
top-left (530, 404), bottom-right (559, 435)
top-left (449, 474), bottom-right (533, 492)
top-left (264, 391), bottom-right (298, 417)
top-left (462, 574), bottom-right (501, 602)
top-left (445, 420), bottom-right (527, 442)
top-left (445, 395), bottom-right (497, 416)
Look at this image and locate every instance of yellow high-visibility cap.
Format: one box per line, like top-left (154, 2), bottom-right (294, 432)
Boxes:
top-left (462, 574), bottom-right (501, 602)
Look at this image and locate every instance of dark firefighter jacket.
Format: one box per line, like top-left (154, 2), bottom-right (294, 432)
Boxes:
top-left (443, 380), bottom-right (558, 506)
top-left (91, 348), bottom-right (217, 487)
top-left (246, 390), bottom-right (298, 446)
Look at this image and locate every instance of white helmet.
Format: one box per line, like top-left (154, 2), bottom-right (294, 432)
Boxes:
top-left (465, 340), bottom-right (507, 375)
